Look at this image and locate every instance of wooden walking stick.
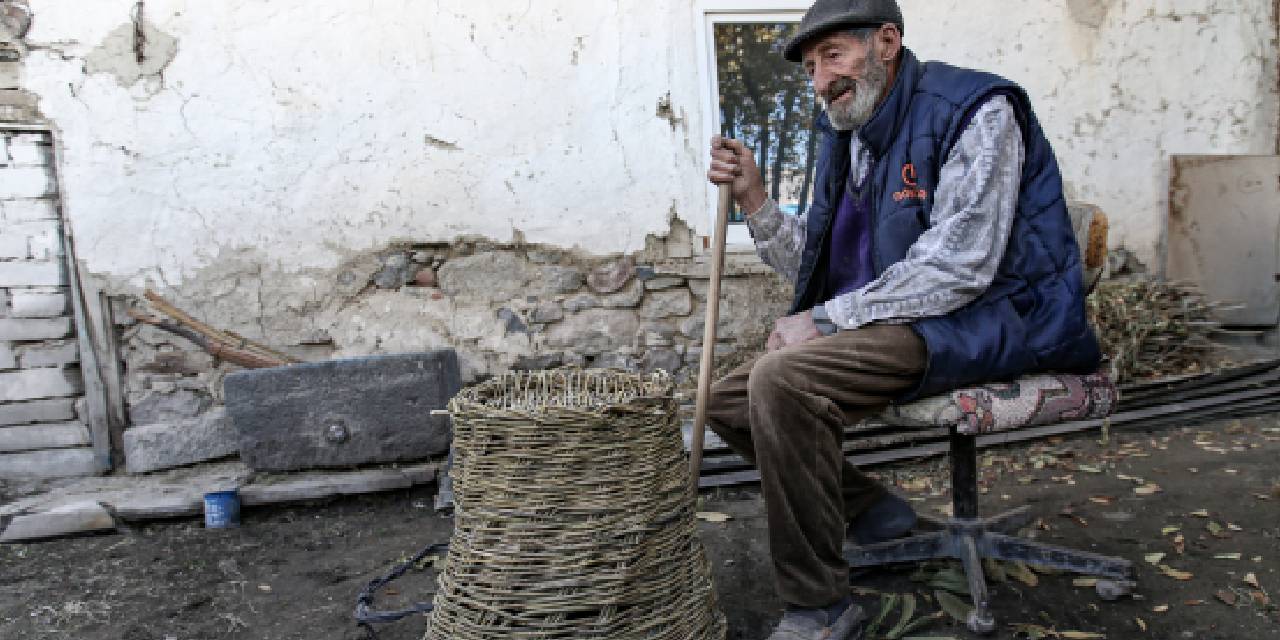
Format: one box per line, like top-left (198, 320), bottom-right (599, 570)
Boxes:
top-left (690, 182), bottom-right (733, 489)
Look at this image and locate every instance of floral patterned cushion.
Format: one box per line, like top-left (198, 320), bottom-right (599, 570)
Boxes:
top-left (881, 372), bottom-right (1118, 435)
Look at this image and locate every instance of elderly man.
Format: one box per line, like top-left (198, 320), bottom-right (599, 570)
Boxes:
top-left (705, 0), bottom-right (1101, 637)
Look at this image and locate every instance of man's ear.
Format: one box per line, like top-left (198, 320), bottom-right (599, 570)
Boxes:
top-left (876, 23), bottom-right (902, 63)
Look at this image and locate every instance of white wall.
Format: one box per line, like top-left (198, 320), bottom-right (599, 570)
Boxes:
top-left (18, 0), bottom-right (1279, 284)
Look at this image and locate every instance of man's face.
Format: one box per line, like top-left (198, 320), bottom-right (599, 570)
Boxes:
top-left (802, 31), bottom-right (890, 131)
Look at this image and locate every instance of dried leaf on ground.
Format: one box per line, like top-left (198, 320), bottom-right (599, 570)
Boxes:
top-left (1158, 564), bottom-right (1193, 580)
top-left (1144, 552), bottom-right (1166, 565)
top-left (1244, 573), bottom-right (1261, 589)
top-left (1135, 617), bottom-right (1147, 632)
top-left (1008, 561), bottom-right (1040, 587)
top-left (1161, 525), bottom-right (1181, 535)
top-left (1214, 553), bottom-right (1242, 560)
top-left (1189, 509), bottom-right (1210, 517)
top-left (1249, 591), bottom-right (1271, 607)
top-left (1059, 632), bottom-right (1106, 639)
top-left (1089, 496), bottom-right (1115, 505)
top-left (1133, 484), bottom-right (1162, 496)
top-left (1217, 590), bottom-right (1238, 606)
top-left (934, 590), bottom-right (973, 625)
top-left (1184, 599), bottom-right (1207, 606)
top-left (695, 512), bottom-right (732, 523)
top-left (1173, 533), bottom-right (1186, 555)
top-left (1152, 604), bottom-right (1170, 613)
top-left (1207, 521), bottom-right (1227, 537)
top-left (1073, 577), bottom-right (1099, 588)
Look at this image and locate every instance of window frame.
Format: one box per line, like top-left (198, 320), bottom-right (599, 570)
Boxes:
top-left (695, 0), bottom-right (812, 246)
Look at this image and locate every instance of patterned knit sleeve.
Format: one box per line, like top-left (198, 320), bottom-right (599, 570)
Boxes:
top-left (824, 95), bottom-right (1025, 329)
top-left (746, 198), bottom-right (807, 286)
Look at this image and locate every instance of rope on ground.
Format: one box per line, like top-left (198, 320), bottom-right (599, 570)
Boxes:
top-left (354, 541), bottom-right (449, 635)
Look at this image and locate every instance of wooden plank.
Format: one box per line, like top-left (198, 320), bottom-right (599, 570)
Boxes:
top-left (0, 422), bottom-right (91, 452)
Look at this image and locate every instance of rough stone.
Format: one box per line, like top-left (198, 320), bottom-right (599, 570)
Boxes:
top-left (688, 277), bottom-right (788, 340)
top-left (544, 309), bottom-right (640, 355)
top-left (9, 290), bottom-right (67, 317)
top-left (437, 251), bottom-right (532, 303)
top-left (563, 293), bottom-right (600, 313)
top-left (530, 303), bottom-right (564, 324)
top-left (0, 367), bottom-right (83, 402)
top-left (525, 249), bottom-right (562, 264)
top-left (225, 351), bottom-right (461, 472)
top-left (593, 352), bottom-right (636, 370)
top-left (640, 289), bottom-right (693, 319)
top-left (0, 421), bottom-right (91, 453)
top-left (16, 340), bottom-right (79, 368)
top-left (641, 349), bottom-right (683, 374)
top-left (586, 256), bottom-right (635, 294)
top-left (538, 265), bottom-right (583, 294)
top-left (0, 397), bottom-right (76, 426)
top-left (644, 277), bottom-right (685, 291)
top-left (496, 307), bottom-right (529, 334)
top-left (122, 408), bottom-right (238, 474)
top-left (512, 353), bottom-right (564, 370)
top-left (601, 279), bottom-right (644, 309)
top-left (0, 448), bottom-right (99, 480)
top-left (0, 501), bottom-right (116, 542)
top-left (129, 388), bottom-right (211, 426)
top-left (373, 253), bottom-right (415, 289)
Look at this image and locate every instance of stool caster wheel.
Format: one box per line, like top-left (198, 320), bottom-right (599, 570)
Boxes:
top-left (966, 611), bottom-right (996, 635)
top-left (1095, 579), bottom-right (1134, 601)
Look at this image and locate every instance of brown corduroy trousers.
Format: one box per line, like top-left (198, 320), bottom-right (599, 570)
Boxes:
top-left (705, 324), bottom-right (927, 608)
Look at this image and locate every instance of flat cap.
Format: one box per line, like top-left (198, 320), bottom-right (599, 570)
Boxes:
top-left (783, 0), bottom-right (903, 62)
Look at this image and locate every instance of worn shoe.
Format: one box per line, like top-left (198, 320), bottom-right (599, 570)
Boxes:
top-left (848, 492), bottom-right (917, 546)
top-left (766, 598), bottom-right (865, 640)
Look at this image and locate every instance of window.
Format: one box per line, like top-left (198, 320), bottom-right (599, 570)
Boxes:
top-left (697, 1), bottom-right (817, 245)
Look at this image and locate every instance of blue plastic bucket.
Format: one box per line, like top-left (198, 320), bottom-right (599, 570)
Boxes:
top-left (204, 490), bottom-right (241, 528)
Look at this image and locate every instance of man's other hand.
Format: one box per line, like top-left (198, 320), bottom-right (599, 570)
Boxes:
top-left (766, 311), bottom-right (823, 352)
top-left (708, 136), bottom-right (767, 215)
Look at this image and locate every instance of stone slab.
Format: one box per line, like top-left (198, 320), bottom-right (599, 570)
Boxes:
top-left (9, 290), bottom-right (67, 317)
top-left (0, 397), bottom-right (77, 426)
top-left (0, 447), bottom-right (98, 479)
top-left (123, 408), bottom-right (238, 474)
top-left (225, 350), bottom-right (461, 471)
top-left (17, 340), bottom-right (78, 367)
top-left (0, 367), bottom-right (83, 402)
top-left (0, 501), bottom-right (116, 543)
top-left (0, 316), bottom-right (71, 341)
top-left (110, 490), bottom-right (203, 520)
top-left (0, 421), bottom-right (90, 452)
top-left (239, 469), bottom-right (413, 505)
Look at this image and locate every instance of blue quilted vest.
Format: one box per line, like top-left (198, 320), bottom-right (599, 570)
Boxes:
top-left (793, 49), bottom-right (1101, 401)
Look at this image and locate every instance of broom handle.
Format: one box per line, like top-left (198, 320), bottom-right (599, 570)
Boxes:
top-left (690, 183), bottom-right (733, 489)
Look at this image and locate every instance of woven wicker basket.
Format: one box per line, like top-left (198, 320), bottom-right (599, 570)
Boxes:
top-left (426, 369), bottom-right (726, 640)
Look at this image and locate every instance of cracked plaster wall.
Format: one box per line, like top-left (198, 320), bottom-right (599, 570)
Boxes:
top-left (12, 1), bottom-right (1279, 347)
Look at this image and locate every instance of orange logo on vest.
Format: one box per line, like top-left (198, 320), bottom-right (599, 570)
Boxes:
top-left (894, 163), bottom-right (928, 202)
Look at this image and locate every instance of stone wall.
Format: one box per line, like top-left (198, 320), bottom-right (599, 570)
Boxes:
top-left (0, 129), bottom-right (95, 480)
top-left (117, 223), bottom-right (794, 438)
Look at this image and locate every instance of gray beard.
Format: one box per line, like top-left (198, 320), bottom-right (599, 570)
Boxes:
top-left (821, 54), bottom-right (889, 132)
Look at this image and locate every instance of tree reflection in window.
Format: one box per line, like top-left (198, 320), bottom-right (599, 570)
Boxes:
top-left (715, 21), bottom-right (819, 223)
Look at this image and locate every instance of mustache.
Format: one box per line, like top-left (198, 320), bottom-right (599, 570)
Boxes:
top-left (821, 76), bottom-right (858, 103)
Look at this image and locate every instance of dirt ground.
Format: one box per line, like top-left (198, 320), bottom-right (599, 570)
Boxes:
top-left (1, 415), bottom-right (1277, 640)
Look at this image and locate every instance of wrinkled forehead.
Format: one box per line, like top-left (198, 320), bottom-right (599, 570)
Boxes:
top-left (800, 30), bottom-right (869, 65)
